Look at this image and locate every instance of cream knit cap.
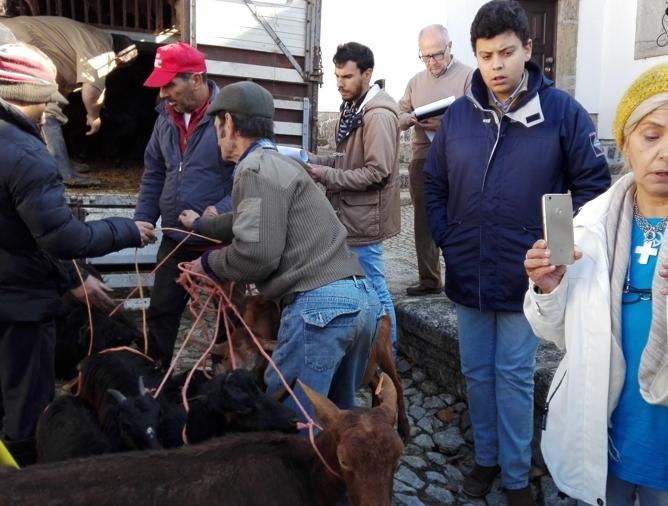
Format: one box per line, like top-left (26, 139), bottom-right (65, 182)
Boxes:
top-left (0, 43), bottom-right (67, 105)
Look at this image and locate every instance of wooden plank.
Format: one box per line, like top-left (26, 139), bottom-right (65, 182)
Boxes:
top-left (123, 298), bottom-right (151, 311)
top-left (103, 273), bottom-right (155, 289)
top-left (204, 59), bottom-right (303, 84)
top-left (196, 0), bottom-right (306, 56)
top-left (274, 121), bottom-right (302, 136)
top-left (198, 44), bottom-right (305, 70)
top-left (274, 99), bottom-right (303, 111)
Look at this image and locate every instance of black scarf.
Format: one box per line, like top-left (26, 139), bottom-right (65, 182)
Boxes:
top-left (336, 85), bottom-right (375, 146)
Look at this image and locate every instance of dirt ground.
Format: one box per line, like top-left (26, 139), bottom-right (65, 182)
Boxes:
top-left (69, 160), bottom-right (144, 194)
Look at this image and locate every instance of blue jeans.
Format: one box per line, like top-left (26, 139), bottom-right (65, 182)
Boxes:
top-left (264, 277), bottom-right (383, 421)
top-left (350, 243), bottom-right (397, 354)
top-left (455, 305), bottom-right (538, 490)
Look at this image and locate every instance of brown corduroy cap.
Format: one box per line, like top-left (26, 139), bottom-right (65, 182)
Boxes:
top-left (207, 81), bottom-right (274, 119)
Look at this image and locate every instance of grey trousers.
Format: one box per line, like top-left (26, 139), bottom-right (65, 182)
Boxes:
top-left (408, 158), bottom-right (442, 289)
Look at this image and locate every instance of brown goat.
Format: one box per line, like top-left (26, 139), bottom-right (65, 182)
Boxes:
top-left (362, 314), bottom-right (410, 442)
top-left (210, 294), bottom-right (280, 380)
top-left (0, 374), bottom-right (404, 506)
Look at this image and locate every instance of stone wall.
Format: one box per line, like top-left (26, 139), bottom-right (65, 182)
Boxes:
top-left (555, 0), bottom-right (580, 97)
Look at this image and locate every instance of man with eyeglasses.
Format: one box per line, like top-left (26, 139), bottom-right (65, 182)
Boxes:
top-left (134, 41), bottom-right (235, 369)
top-left (399, 24), bottom-right (472, 297)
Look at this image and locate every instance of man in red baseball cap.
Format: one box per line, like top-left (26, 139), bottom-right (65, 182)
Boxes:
top-left (134, 41), bottom-right (235, 369)
top-left (143, 41), bottom-right (206, 88)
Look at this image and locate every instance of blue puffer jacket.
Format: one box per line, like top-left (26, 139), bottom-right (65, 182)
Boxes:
top-left (424, 62), bottom-right (611, 312)
top-left (0, 99), bottom-right (140, 322)
top-left (134, 82), bottom-right (235, 244)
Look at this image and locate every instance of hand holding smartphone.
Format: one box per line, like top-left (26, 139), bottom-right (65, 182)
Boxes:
top-left (541, 194), bottom-right (575, 265)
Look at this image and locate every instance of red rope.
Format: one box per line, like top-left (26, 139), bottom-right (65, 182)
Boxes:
top-left (175, 261), bottom-right (341, 478)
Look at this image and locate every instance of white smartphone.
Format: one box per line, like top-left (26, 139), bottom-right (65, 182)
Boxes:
top-left (541, 194), bottom-right (575, 266)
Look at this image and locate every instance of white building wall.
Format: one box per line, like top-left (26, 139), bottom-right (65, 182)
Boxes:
top-left (579, 0), bottom-right (668, 140)
top-left (445, 0), bottom-right (485, 70)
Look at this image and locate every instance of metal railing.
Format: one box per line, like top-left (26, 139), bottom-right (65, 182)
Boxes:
top-left (36, 0), bottom-right (179, 32)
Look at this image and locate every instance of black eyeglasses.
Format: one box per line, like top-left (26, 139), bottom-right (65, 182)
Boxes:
top-left (418, 49), bottom-right (447, 63)
top-left (622, 286), bottom-right (652, 305)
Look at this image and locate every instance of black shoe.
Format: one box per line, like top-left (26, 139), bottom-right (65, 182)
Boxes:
top-left (405, 284), bottom-right (441, 296)
top-left (462, 463), bottom-right (501, 497)
top-left (63, 175), bottom-right (101, 188)
top-left (506, 485), bottom-right (535, 506)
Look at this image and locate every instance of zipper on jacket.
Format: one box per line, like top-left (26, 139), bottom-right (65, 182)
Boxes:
top-left (475, 105), bottom-right (502, 309)
top-left (178, 161), bottom-right (183, 173)
top-left (542, 368), bottom-right (567, 430)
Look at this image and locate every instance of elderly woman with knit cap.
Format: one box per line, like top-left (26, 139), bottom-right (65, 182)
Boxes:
top-left (524, 63), bottom-right (668, 505)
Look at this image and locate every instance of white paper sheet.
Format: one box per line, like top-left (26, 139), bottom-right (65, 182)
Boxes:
top-left (414, 96), bottom-right (456, 121)
top-left (276, 145), bottom-right (308, 162)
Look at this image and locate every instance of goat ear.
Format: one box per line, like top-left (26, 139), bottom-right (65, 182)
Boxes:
top-left (298, 379), bottom-right (341, 430)
top-left (375, 373), bottom-right (398, 425)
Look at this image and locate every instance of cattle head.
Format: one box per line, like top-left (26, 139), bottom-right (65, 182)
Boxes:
top-left (300, 373), bottom-right (405, 506)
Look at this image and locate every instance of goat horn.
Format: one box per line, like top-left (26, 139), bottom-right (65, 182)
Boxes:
top-left (138, 376), bottom-right (146, 396)
top-left (298, 379), bottom-right (341, 430)
top-left (107, 389), bottom-right (128, 404)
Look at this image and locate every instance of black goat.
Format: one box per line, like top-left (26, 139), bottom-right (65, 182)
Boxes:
top-left (78, 350), bottom-right (182, 449)
top-left (0, 374), bottom-right (403, 506)
top-left (79, 351), bottom-right (299, 447)
top-left (55, 290), bottom-right (143, 380)
top-left (36, 381), bottom-right (161, 463)
top-left (35, 395), bottom-right (112, 463)
top-left (185, 369), bottom-right (299, 444)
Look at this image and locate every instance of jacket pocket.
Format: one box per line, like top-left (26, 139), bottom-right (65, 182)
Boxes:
top-left (339, 192), bottom-right (380, 238)
top-left (303, 305), bottom-right (361, 372)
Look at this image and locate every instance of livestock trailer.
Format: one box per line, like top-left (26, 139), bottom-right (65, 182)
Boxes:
top-left (1, 0), bottom-right (323, 298)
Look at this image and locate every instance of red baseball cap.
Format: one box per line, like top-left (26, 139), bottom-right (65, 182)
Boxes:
top-left (143, 42), bottom-right (207, 88)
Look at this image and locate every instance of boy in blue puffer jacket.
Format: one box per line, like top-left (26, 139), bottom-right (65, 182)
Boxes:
top-left (424, 2), bottom-right (610, 504)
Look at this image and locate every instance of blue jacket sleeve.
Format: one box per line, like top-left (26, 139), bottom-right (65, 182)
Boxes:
top-left (424, 121), bottom-right (450, 249)
top-left (560, 101), bottom-right (611, 214)
top-left (134, 122), bottom-right (166, 224)
top-left (12, 151), bottom-right (141, 259)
